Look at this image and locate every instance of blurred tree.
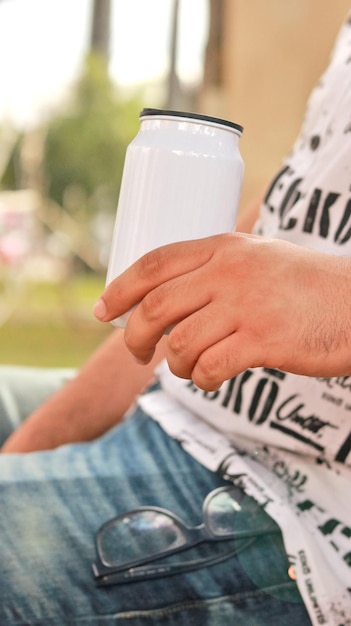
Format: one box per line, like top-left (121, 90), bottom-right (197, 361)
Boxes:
top-left (0, 136), bottom-right (21, 190)
top-left (90, 0), bottom-right (111, 61)
top-left (43, 53), bottom-right (143, 219)
top-left (165, 0), bottom-right (182, 109)
top-left (203, 0), bottom-right (224, 90)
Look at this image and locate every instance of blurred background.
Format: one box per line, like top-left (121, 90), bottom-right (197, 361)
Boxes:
top-left (0, 0), bottom-right (349, 367)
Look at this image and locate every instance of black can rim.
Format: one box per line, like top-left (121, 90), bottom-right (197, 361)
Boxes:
top-left (140, 108), bottom-right (243, 134)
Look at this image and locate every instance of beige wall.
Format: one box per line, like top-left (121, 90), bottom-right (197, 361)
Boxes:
top-left (200, 1), bottom-right (350, 211)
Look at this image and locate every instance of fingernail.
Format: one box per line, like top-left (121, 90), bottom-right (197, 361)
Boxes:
top-left (93, 298), bottom-right (107, 320)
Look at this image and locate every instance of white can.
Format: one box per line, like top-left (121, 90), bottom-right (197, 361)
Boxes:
top-left (106, 108), bottom-right (244, 328)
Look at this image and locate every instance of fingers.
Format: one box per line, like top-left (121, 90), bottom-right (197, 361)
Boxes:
top-left (190, 331), bottom-right (262, 391)
top-left (94, 237), bottom-right (218, 323)
top-left (123, 268), bottom-right (213, 363)
top-left (93, 233), bottom-right (259, 387)
top-left (164, 300), bottom-right (240, 380)
top-left (122, 242), bottom-right (243, 368)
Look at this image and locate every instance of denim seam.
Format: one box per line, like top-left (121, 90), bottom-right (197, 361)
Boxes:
top-left (111, 582), bottom-right (302, 620)
top-left (6, 581), bottom-right (302, 625)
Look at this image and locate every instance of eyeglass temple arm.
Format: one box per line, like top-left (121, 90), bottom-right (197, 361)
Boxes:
top-left (93, 542), bottom-right (245, 587)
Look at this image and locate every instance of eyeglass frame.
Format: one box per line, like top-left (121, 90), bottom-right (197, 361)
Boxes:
top-left (92, 484), bottom-right (280, 587)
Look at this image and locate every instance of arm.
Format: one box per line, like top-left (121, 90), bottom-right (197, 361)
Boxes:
top-left (1, 329), bottom-right (167, 453)
top-left (0, 198), bottom-right (261, 453)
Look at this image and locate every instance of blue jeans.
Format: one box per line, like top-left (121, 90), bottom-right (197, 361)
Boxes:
top-left (0, 366), bottom-right (312, 626)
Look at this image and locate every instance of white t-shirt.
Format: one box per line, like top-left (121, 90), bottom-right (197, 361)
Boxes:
top-left (139, 12), bottom-right (351, 626)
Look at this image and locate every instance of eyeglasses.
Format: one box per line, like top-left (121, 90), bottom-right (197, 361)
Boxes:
top-left (92, 485), bottom-right (280, 587)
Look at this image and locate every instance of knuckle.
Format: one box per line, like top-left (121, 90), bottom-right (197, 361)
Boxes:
top-left (140, 288), bottom-right (165, 320)
top-left (138, 247), bottom-right (167, 280)
top-left (168, 312), bottom-right (206, 357)
top-left (193, 352), bottom-right (223, 390)
top-left (168, 326), bottom-right (191, 358)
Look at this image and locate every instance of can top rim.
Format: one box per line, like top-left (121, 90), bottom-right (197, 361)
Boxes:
top-left (139, 108), bottom-right (244, 134)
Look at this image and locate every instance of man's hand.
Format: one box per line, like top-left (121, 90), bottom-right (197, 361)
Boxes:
top-left (94, 233), bottom-right (351, 390)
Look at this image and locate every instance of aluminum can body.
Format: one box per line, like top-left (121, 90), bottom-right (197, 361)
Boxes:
top-left (106, 109), bottom-right (244, 328)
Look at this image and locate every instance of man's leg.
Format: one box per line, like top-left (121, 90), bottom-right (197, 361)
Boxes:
top-left (0, 366), bottom-right (75, 445)
top-left (0, 407), bottom-right (311, 626)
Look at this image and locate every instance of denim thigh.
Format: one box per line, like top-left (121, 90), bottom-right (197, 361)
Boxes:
top-left (0, 408), bottom-right (312, 626)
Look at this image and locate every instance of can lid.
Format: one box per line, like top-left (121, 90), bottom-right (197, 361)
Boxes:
top-left (140, 108), bottom-right (243, 134)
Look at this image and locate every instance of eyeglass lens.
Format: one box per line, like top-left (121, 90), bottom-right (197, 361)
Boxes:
top-left (206, 489), bottom-right (244, 536)
top-left (99, 510), bottom-right (187, 566)
top-left (205, 487), bottom-right (275, 536)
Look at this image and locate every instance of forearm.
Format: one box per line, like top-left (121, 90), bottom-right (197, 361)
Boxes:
top-left (1, 328), bottom-right (166, 453)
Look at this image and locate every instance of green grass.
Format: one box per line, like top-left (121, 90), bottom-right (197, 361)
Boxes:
top-left (0, 320), bottom-right (111, 367)
top-left (0, 274), bottom-right (112, 367)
